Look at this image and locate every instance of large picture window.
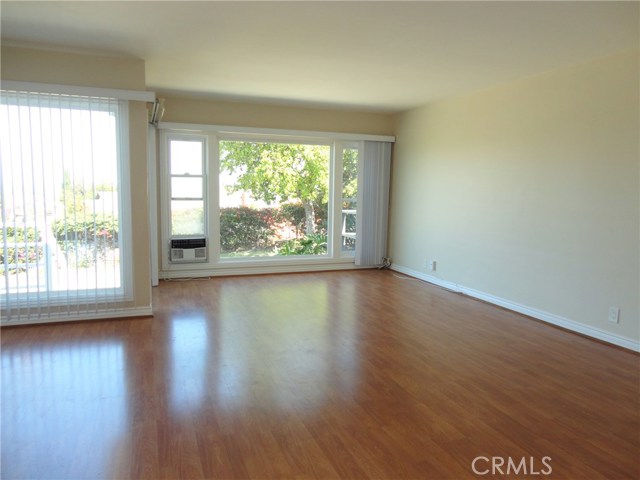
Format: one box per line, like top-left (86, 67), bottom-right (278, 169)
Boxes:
top-left (219, 140), bottom-right (330, 258)
top-left (0, 90), bottom-right (132, 321)
top-left (159, 124), bottom-right (392, 276)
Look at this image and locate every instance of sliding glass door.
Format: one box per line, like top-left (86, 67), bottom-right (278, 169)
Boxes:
top-left (0, 90), bottom-right (131, 319)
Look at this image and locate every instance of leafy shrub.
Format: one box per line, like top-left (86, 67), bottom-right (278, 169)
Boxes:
top-left (51, 215), bottom-right (118, 243)
top-left (0, 226), bottom-right (44, 271)
top-left (272, 201), bottom-right (328, 236)
top-left (277, 234), bottom-right (327, 256)
top-left (220, 207), bottom-right (274, 252)
top-left (274, 203), bottom-right (306, 236)
top-left (51, 215), bottom-right (118, 265)
top-left (2, 226), bottom-right (40, 243)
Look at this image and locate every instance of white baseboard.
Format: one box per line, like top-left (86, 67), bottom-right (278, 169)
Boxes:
top-left (391, 264), bottom-right (639, 352)
top-left (1, 306), bottom-right (153, 326)
top-left (391, 264), bottom-right (459, 292)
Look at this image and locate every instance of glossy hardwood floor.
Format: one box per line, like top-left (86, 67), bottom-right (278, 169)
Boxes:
top-left (2, 270), bottom-right (638, 479)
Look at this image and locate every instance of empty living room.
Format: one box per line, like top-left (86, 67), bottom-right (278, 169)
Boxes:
top-left (1, 1), bottom-right (638, 479)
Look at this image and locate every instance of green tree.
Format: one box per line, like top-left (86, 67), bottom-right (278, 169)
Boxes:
top-left (220, 141), bottom-right (329, 235)
top-left (342, 147), bottom-right (358, 200)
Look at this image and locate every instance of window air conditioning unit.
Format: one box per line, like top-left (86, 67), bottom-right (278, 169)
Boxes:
top-left (170, 237), bottom-right (207, 263)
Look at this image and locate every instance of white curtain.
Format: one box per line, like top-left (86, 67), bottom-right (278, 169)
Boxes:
top-left (355, 141), bottom-right (392, 266)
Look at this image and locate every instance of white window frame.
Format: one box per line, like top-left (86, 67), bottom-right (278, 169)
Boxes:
top-left (158, 123), bottom-right (394, 277)
top-left (217, 133), bottom-right (334, 262)
top-left (334, 141), bottom-right (362, 259)
top-left (159, 131), bottom-right (209, 271)
top-left (0, 92), bottom-right (134, 307)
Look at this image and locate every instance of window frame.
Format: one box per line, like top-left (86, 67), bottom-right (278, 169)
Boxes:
top-left (217, 133), bottom-right (334, 262)
top-left (0, 91), bottom-right (134, 307)
top-left (159, 131), bottom-right (209, 270)
top-left (158, 123), bottom-right (393, 277)
top-left (167, 135), bottom-right (208, 237)
top-left (335, 141), bottom-right (362, 258)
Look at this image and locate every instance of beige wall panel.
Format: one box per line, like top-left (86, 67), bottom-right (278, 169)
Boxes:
top-left (390, 50), bottom-right (639, 342)
top-left (1, 46), bottom-right (146, 90)
top-left (160, 95), bottom-right (394, 135)
top-left (128, 103), bottom-right (152, 309)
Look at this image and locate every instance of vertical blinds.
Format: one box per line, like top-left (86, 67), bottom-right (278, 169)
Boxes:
top-left (0, 90), bottom-right (129, 323)
top-left (355, 141), bottom-right (392, 267)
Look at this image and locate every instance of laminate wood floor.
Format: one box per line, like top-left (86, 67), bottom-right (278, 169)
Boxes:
top-left (1, 270), bottom-right (638, 479)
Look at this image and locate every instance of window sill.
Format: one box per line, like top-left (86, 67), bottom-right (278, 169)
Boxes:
top-left (160, 257), bottom-right (365, 279)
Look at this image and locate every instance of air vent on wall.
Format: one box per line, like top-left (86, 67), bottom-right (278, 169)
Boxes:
top-left (170, 237), bottom-right (207, 263)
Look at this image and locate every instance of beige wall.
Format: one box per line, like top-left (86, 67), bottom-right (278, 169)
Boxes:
top-left (155, 95), bottom-right (393, 274)
top-left (390, 49), bottom-right (640, 342)
top-left (1, 46), bottom-right (152, 311)
top-left (1, 45), bottom-right (146, 90)
top-left (160, 95), bottom-right (394, 135)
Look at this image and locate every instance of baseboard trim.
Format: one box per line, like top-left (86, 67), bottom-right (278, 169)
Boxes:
top-left (391, 264), bottom-right (639, 352)
top-left (391, 264), bottom-right (459, 292)
top-left (1, 306), bottom-right (153, 327)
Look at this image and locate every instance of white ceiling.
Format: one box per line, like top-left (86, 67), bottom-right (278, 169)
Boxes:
top-left (2, 1), bottom-right (638, 112)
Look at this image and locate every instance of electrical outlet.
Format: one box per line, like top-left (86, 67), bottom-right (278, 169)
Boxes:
top-left (429, 260), bottom-right (437, 271)
top-left (608, 307), bottom-right (620, 324)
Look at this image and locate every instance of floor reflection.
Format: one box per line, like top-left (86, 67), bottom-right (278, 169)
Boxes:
top-left (1, 339), bottom-right (127, 479)
top-left (211, 276), bottom-right (361, 412)
top-left (2, 271), bottom-right (638, 479)
top-left (169, 313), bottom-right (210, 412)
top-left (2, 274), bottom-right (367, 477)
top-left (163, 276), bottom-right (364, 415)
